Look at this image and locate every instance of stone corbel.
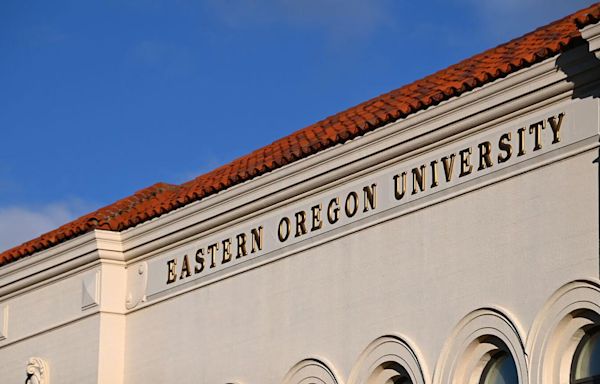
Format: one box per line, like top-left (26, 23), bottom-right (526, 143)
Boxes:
top-left (25, 357), bottom-right (49, 384)
top-left (126, 262), bottom-right (148, 309)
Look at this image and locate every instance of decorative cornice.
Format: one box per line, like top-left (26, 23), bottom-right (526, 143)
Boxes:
top-left (581, 20), bottom-right (600, 57)
top-left (2, 16), bottom-right (600, 302)
top-left (1, 3), bottom-right (599, 267)
top-left (117, 45), bottom-right (600, 263)
top-left (0, 230), bottom-right (123, 299)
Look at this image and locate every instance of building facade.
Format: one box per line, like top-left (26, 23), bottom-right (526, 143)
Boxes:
top-left (2, 4), bottom-right (600, 384)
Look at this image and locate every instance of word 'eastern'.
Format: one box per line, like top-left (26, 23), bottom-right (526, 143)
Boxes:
top-left (166, 227), bottom-right (263, 284)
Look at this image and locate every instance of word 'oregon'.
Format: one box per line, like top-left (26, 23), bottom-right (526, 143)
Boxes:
top-left (276, 184), bottom-right (377, 243)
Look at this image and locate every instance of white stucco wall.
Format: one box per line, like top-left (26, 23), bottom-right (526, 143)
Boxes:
top-left (122, 147), bottom-right (599, 384)
top-left (2, 39), bottom-right (600, 384)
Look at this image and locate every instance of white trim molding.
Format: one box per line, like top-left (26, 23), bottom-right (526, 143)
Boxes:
top-left (0, 303), bottom-right (7, 341)
top-left (348, 335), bottom-right (427, 384)
top-left (282, 358), bottom-right (340, 384)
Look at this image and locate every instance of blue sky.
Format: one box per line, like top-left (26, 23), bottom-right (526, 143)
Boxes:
top-left (0, 0), bottom-right (594, 251)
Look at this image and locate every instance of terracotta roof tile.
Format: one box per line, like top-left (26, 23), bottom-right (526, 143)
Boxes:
top-left (1, 3), bottom-right (600, 267)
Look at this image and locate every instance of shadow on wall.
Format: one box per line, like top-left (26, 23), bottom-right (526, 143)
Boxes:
top-left (557, 39), bottom-right (600, 278)
top-left (556, 40), bottom-right (600, 100)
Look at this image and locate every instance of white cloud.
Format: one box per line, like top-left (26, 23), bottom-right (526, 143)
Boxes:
top-left (0, 199), bottom-right (94, 253)
top-left (203, 0), bottom-right (393, 40)
top-left (463, 0), bottom-right (594, 39)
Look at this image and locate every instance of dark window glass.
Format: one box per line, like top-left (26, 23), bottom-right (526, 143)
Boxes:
top-left (572, 328), bottom-right (600, 384)
top-left (479, 351), bottom-right (518, 384)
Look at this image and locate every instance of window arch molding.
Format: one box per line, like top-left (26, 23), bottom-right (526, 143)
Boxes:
top-left (433, 307), bottom-right (528, 384)
top-left (527, 280), bottom-right (600, 383)
top-left (347, 335), bottom-right (427, 384)
top-left (281, 358), bottom-right (340, 384)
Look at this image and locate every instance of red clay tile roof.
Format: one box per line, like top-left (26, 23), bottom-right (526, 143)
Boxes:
top-left (2, 3), bottom-right (600, 267)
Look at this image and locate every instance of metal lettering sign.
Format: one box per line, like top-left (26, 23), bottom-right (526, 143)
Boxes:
top-left (135, 98), bottom-right (598, 302)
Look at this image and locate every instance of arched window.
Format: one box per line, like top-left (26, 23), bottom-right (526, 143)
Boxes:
top-left (281, 358), bottom-right (339, 384)
top-left (348, 336), bottom-right (426, 384)
top-left (571, 327), bottom-right (600, 383)
top-left (527, 281), bottom-right (600, 383)
top-left (479, 350), bottom-right (518, 384)
top-left (433, 309), bottom-right (527, 384)
top-left (368, 361), bottom-right (413, 384)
